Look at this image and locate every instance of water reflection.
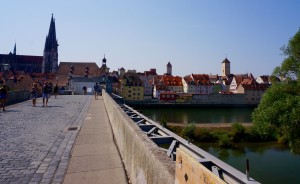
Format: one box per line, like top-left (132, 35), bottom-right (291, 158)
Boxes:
top-left (139, 107), bottom-right (254, 124)
top-left (138, 107), bottom-right (300, 183)
top-left (199, 142), bottom-right (300, 184)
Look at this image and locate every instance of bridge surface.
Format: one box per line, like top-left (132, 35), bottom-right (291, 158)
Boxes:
top-left (0, 95), bottom-right (127, 184)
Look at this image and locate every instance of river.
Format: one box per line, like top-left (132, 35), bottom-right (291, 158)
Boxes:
top-left (139, 106), bottom-right (253, 124)
top-left (137, 106), bottom-right (300, 184)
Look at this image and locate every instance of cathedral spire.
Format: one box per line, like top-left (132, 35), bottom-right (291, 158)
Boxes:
top-left (13, 42), bottom-right (16, 55)
top-left (44, 14), bottom-right (58, 52)
top-left (42, 14), bottom-right (58, 73)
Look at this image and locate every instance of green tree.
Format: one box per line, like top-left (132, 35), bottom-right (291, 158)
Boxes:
top-left (252, 28), bottom-right (300, 153)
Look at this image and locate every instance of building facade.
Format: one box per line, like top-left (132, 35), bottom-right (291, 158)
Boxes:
top-left (120, 72), bottom-right (144, 101)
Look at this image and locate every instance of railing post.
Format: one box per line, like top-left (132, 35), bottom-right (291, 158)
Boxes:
top-left (246, 158), bottom-right (250, 181)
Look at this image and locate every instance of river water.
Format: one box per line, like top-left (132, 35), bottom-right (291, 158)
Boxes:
top-left (140, 106), bottom-right (253, 124)
top-left (137, 106), bottom-right (300, 184)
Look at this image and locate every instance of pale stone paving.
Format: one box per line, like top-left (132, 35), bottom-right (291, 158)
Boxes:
top-left (0, 95), bottom-right (92, 184)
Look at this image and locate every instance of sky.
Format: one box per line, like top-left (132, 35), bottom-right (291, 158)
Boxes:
top-left (1, 0), bottom-right (300, 77)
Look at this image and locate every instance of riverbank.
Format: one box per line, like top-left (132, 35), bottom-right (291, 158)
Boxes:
top-left (166, 122), bottom-right (265, 148)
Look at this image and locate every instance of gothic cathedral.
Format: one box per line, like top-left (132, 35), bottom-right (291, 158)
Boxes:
top-left (42, 14), bottom-right (58, 73)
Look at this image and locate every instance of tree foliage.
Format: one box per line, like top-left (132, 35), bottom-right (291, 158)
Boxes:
top-left (252, 28), bottom-right (300, 153)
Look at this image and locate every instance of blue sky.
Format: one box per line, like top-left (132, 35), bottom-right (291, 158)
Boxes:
top-left (1, 0), bottom-right (300, 77)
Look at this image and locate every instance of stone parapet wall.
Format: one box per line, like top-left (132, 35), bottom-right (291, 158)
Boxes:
top-left (103, 91), bottom-right (175, 184)
top-left (6, 90), bottom-right (30, 106)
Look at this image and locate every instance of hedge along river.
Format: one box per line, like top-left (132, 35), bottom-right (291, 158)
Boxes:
top-left (137, 106), bottom-right (300, 184)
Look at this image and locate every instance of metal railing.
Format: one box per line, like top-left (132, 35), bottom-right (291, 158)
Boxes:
top-left (110, 93), bottom-right (259, 184)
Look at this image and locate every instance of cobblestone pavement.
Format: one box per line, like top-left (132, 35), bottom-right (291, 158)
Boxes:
top-left (0, 95), bottom-right (92, 184)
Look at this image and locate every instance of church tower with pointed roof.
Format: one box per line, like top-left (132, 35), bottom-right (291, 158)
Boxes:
top-left (42, 14), bottom-right (58, 73)
top-left (221, 57), bottom-right (230, 76)
top-left (166, 61), bottom-right (172, 75)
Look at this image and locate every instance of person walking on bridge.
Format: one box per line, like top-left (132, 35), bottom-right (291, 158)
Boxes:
top-left (94, 82), bottom-right (100, 100)
top-left (30, 83), bottom-right (39, 107)
top-left (82, 86), bottom-right (87, 95)
top-left (42, 82), bottom-right (52, 107)
top-left (53, 84), bottom-right (59, 98)
top-left (0, 84), bottom-right (8, 111)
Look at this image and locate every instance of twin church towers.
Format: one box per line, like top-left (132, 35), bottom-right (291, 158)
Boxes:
top-left (42, 14), bottom-right (58, 73)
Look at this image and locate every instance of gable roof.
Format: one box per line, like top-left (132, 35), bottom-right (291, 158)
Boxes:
top-left (57, 62), bottom-right (101, 76)
top-left (222, 58), bottom-right (230, 63)
top-left (233, 74), bottom-right (250, 85)
top-left (162, 75), bottom-right (182, 86)
top-left (122, 72), bottom-right (143, 86)
top-left (240, 78), bottom-right (270, 90)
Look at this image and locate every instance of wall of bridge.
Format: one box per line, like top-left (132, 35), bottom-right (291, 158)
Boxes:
top-left (6, 90), bottom-right (30, 106)
top-left (103, 91), bottom-right (175, 184)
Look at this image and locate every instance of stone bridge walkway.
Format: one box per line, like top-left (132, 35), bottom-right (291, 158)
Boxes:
top-left (0, 95), bottom-right (126, 184)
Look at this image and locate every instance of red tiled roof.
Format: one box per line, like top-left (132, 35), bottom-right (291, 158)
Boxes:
top-left (240, 78), bottom-right (270, 90)
top-left (162, 75), bottom-right (182, 86)
top-left (192, 74), bottom-right (211, 85)
top-left (57, 62), bottom-right (101, 76)
top-left (234, 74), bottom-right (250, 85)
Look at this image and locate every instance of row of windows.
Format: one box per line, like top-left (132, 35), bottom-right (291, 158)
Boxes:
top-left (161, 94), bottom-right (175, 98)
top-left (128, 93), bottom-right (141, 97)
top-left (127, 88), bottom-right (141, 92)
top-left (127, 96), bottom-right (140, 100)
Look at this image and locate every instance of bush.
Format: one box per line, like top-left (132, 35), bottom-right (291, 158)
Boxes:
top-left (181, 123), bottom-right (196, 140)
top-left (231, 123), bottom-right (245, 142)
top-left (195, 128), bottom-right (215, 142)
top-left (290, 139), bottom-right (300, 154)
top-left (160, 119), bottom-right (168, 128)
top-left (218, 134), bottom-right (233, 148)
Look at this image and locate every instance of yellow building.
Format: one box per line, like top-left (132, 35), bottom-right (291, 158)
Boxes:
top-left (120, 72), bottom-right (144, 101)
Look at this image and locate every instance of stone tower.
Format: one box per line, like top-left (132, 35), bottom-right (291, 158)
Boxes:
top-left (221, 58), bottom-right (230, 76)
top-left (166, 61), bottom-right (172, 75)
top-left (42, 14), bottom-right (58, 73)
